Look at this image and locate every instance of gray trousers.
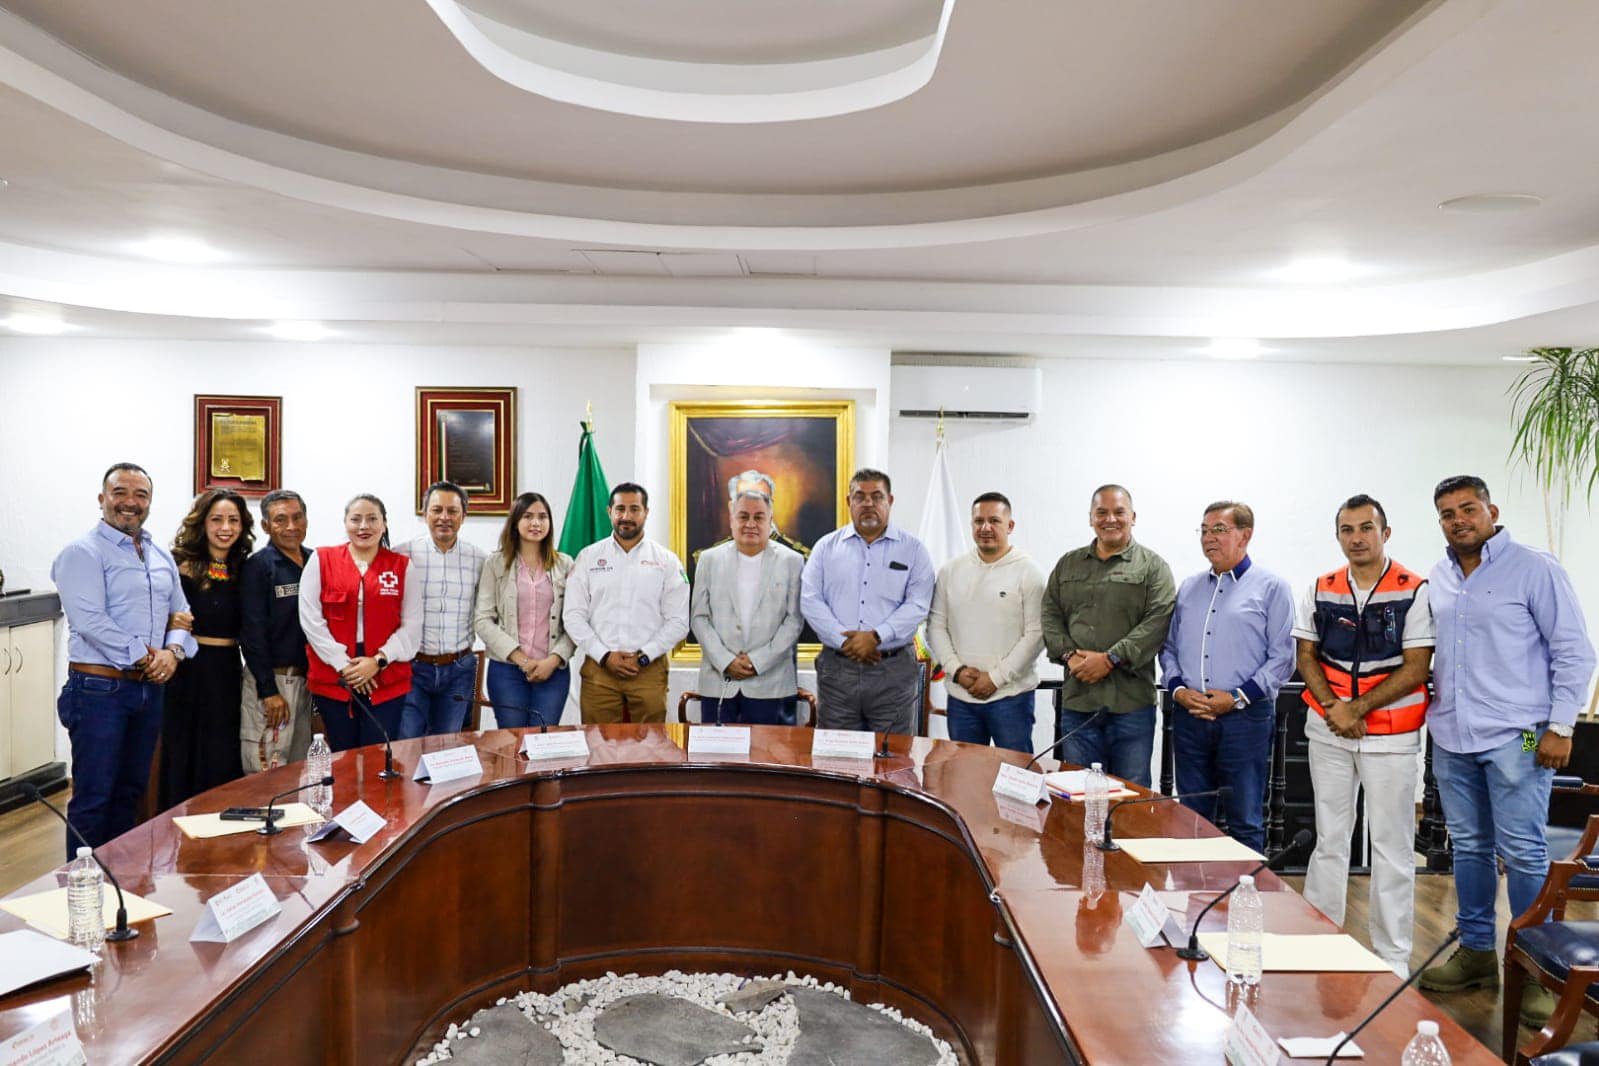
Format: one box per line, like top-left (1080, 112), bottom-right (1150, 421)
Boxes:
top-left (241, 670), bottom-right (315, 772)
top-left (814, 647), bottom-right (919, 734)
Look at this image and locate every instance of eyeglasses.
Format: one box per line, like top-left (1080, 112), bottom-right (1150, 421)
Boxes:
top-left (1196, 524), bottom-right (1238, 537)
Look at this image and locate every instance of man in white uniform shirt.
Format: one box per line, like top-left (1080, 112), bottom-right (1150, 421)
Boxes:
top-left (926, 492), bottom-right (1045, 752)
top-left (564, 482), bottom-right (691, 722)
top-left (690, 490), bottom-right (805, 724)
top-left (1293, 494), bottom-right (1434, 974)
top-left (395, 481), bottom-right (487, 738)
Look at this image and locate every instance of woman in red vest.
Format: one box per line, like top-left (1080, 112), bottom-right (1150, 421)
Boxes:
top-left (297, 494), bottom-right (421, 751)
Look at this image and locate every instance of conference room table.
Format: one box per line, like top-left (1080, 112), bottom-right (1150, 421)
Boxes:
top-left (0, 724), bottom-right (1499, 1065)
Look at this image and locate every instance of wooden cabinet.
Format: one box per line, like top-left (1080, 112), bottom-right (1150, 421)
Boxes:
top-left (0, 593), bottom-right (65, 809)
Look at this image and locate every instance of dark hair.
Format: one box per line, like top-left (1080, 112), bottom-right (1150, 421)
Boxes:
top-left (1203, 499), bottom-right (1255, 530)
top-left (971, 491), bottom-right (1011, 510)
top-left (1090, 484), bottom-right (1134, 508)
top-left (610, 482), bottom-right (648, 508)
top-left (849, 468), bottom-right (892, 495)
top-left (102, 462), bottom-right (151, 489)
top-left (171, 489), bottom-right (255, 587)
top-left (422, 480), bottom-right (469, 512)
top-left (1335, 493), bottom-right (1387, 529)
top-left (500, 492), bottom-right (557, 571)
top-left (259, 489), bottom-right (305, 521)
top-left (344, 493), bottom-right (391, 548)
top-left (1433, 475), bottom-right (1491, 505)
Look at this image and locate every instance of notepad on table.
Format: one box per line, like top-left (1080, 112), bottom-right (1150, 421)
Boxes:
top-left (1197, 932), bottom-right (1391, 973)
top-left (1116, 836), bottom-right (1264, 863)
top-left (173, 803), bottom-right (325, 839)
top-left (0, 930), bottom-right (98, 996)
top-left (0, 888), bottom-right (172, 941)
top-left (1043, 770), bottom-right (1137, 801)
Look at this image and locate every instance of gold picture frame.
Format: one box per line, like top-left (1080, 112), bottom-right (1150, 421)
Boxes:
top-left (669, 400), bottom-right (854, 664)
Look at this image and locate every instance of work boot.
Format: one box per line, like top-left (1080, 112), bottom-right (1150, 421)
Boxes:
top-left (1519, 984), bottom-right (1557, 1028)
top-left (1418, 946), bottom-right (1500, 992)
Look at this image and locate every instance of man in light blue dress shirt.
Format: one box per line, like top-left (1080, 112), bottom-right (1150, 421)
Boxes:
top-left (52, 463), bottom-right (198, 858)
top-left (1159, 500), bottom-right (1295, 852)
top-left (800, 468), bottom-right (935, 735)
top-left (1418, 475), bottom-right (1596, 1024)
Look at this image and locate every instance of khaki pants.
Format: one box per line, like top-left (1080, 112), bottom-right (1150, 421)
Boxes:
top-left (579, 657), bottom-right (668, 723)
top-left (241, 670), bottom-right (315, 772)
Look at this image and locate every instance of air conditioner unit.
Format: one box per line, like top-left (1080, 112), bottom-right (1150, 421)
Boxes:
top-left (892, 365), bottom-right (1041, 422)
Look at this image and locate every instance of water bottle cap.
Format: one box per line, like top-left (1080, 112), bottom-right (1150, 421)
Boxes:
top-left (1090, 762), bottom-right (1102, 771)
top-left (76, 846), bottom-right (92, 858)
top-left (1417, 1020), bottom-right (1439, 1037)
top-left (1237, 874), bottom-right (1254, 886)
top-left (313, 733), bottom-right (325, 742)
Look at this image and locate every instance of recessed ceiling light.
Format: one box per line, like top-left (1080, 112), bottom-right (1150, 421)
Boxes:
top-left (131, 235), bottom-right (222, 263)
top-left (1439, 193), bottom-right (1543, 214)
top-left (1206, 338), bottom-right (1263, 360)
top-left (1501, 354), bottom-right (1540, 362)
top-left (264, 320), bottom-right (332, 341)
top-left (2, 313), bottom-right (72, 335)
top-left (1270, 258), bottom-right (1363, 285)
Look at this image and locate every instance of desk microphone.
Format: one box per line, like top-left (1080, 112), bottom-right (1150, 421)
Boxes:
top-left (1175, 828), bottom-right (1313, 962)
top-left (1322, 928), bottom-right (1460, 1065)
top-left (343, 684), bottom-right (401, 779)
top-left (453, 692), bottom-right (553, 733)
top-left (21, 784), bottom-right (139, 942)
top-left (1098, 787), bottom-right (1231, 852)
top-left (258, 776), bottom-right (336, 835)
top-left (1022, 709), bottom-right (1106, 771)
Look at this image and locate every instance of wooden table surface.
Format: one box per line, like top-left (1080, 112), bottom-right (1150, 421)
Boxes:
top-left (0, 725), bottom-right (1499, 1065)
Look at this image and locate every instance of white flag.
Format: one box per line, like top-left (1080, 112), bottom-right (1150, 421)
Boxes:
top-left (918, 435), bottom-right (965, 570)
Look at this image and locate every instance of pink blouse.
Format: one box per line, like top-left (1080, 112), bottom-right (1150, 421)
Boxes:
top-left (515, 559), bottom-right (553, 661)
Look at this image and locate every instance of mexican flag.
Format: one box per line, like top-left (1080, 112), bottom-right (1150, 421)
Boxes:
top-left (557, 420), bottom-right (610, 556)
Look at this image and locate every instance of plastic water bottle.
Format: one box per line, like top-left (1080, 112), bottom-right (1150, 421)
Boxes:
top-left (1225, 874), bottom-right (1263, 985)
top-left (66, 847), bottom-right (105, 953)
top-left (1401, 1020), bottom-right (1451, 1065)
top-left (1083, 762), bottom-right (1109, 843)
top-left (307, 733), bottom-right (333, 810)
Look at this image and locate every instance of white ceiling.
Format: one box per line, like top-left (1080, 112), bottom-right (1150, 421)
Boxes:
top-left (0, 0), bottom-right (1595, 362)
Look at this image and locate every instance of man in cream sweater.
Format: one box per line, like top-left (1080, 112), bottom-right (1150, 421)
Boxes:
top-left (926, 492), bottom-right (1046, 752)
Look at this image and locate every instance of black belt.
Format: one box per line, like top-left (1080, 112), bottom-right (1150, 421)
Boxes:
top-left (830, 646), bottom-right (904, 660)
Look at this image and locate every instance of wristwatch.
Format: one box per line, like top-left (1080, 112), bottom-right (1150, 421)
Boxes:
top-left (637, 653), bottom-right (652, 668)
top-left (1547, 722), bottom-right (1575, 738)
top-left (375, 652), bottom-right (389, 670)
top-left (1232, 689), bottom-right (1248, 710)
top-left (166, 644), bottom-right (187, 662)
top-left (1107, 652), bottom-right (1124, 668)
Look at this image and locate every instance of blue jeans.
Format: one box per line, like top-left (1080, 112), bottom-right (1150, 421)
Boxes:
top-left (399, 657), bottom-right (477, 739)
top-left (699, 691), bottom-right (789, 726)
top-left (1433, 735), bottom-right (1554, 951)
top-left (947, 692), bottom-right (1037, 753)
top-left (57, 673), bottom-right (164, 860)
top-left (1172, 698), bottom-right (1275, 852)
top-left (485, 660), bottom-right (571, 728)
top-left (1058, 705), bottom-right (1157, 787)
top-left (315, 692), bottom-right (404, 752)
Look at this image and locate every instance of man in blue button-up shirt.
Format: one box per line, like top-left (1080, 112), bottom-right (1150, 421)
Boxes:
top-left (1418, 475), bottom-right (1596, 1017)
top-left (1159, 500), bottom-right (1295, 852)
top-left (801, 468), bottom-right (934, 734)
top-left (52, 463), bottom-right (197, 858)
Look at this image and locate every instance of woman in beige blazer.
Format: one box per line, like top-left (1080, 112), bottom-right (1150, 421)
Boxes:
top-left (473, 492), bottom-right (575, 727)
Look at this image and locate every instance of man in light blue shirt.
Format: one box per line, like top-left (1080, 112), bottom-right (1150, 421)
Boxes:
top-left (52, 463), bottom-right (197, 858)
top-left (1418, 475), bottom-right (1596, 1024)
top-left (801, 468), bottom-right (934, 734)
top-left (1159, 500), bottom-right (1295, 852)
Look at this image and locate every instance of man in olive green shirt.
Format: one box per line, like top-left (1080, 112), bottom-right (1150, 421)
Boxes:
top-left (1041, 484), bottom-right (1176, 786)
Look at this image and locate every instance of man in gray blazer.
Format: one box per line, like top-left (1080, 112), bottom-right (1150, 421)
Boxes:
top-left (691, 490), bottom-right (805, 724)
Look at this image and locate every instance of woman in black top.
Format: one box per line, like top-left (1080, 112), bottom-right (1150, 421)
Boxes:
top-left (160, 488), bottom-right (255, 809)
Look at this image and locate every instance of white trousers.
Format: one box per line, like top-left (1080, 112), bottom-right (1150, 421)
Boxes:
top-left (240, 671), bottom-right (315, 773)
top-left (1302, 738), bottom-right (1418, 971)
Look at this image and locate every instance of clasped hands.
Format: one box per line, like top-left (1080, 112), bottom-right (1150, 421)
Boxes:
top-left (1065, 649), bottom-right (1114, 684)
top-left (602, 651), bottom-right (644, 678)
top-left (340, 655), bottom-right (383, 695)
top-left (1175, 686), bottom-right (1243, 722)
top-left (839, 629), bottom-right (882, 663)
top-left (137, 610), bottom-right (197, 684)
top-left (1322, 699), bottom-right (1368, 739)
top-left (723, 652), bottom-right (758, 680)
top-left (512, 650), bottom-right (562, 683)
top-left (953, 665), bottom-right (998, 699)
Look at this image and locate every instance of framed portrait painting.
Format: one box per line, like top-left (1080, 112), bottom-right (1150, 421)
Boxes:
top-left (415, 387), bottom-right (516, 514)
top-left (669, 400), bottom-right (854, 663)
top-left (193, 394), bottom-right (281, 498)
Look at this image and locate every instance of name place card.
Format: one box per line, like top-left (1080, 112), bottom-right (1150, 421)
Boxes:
top-left (522, 730), bottom-right (591, 761)
top-left (413, 745), bottom-right (484, 784)
top-left (308, 800), bottom-right (385, 844)
top-left (992, 762), bottom-right (1048, 806)
top-left (1124, 884), bottom-right (1175, 948)
top-left (189, 873), bottom-right (281, 944)
top-left (688, 725), bottom-right (752, 755)
top-left (811, 729), bottom-right (876, 760)
top-left (0, 1012), bottom-right (86, 1066)
top-left (1224, 1005), bottom-right (1281, 1066)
